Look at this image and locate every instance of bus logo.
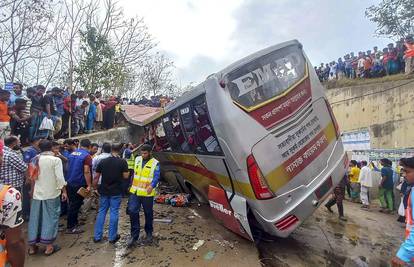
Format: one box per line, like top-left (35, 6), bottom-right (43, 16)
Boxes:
top-left (209, 200), bottom-right (232, 216)
top-left (230, 53), bottom-right (300, 97)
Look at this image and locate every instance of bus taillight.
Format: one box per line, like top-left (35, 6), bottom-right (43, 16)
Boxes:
top-left (325, 99), bottom-right (340, 138)
top-left (275, 215), bottom-right (299, 231)
top-left (247, 154), bottom-right (274, 200)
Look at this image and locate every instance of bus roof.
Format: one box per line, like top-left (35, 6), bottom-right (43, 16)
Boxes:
top-left (138, 39), bottom-right (301, 126)
top-left (164, 83), bottom-right (206, 113)
top-left (217, 39), bottom-right (300, 78)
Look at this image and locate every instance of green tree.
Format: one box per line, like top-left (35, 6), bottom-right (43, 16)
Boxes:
top-left (75, 25), bottom-right (127, 93)
top-left (365, 0), bottom-right (414, 39)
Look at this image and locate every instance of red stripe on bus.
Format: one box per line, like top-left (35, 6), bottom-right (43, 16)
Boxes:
top-left (163, 161), bottom-right (218, 182)
top-left (249, 79), bottom-right (311, 129)
top-left (281, 130), bottom-right (329, 178)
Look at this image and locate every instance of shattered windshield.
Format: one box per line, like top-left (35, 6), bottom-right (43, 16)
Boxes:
top-left (226, 44), bottom-right (306, 109)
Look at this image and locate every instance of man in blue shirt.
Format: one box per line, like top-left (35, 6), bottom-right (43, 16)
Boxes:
top-left (23, 137), bottom-right (40, 163)
top-left (65, 139), bottom-right (93, 234)
top-left (379, 158), bottom-right (394, 213)
top-left (8, 83), bottom-right (25, 107)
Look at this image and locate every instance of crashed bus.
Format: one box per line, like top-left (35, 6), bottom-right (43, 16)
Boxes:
top-left (142, 40), bottom-right (347, 240)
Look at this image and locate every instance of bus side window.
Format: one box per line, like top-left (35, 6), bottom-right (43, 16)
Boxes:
top-left (192, 97), bottom-right (222, 154)
top-left (142, 125), bottom-right (155, 147)
top-left (179, 105), bottom-right (197, 153)
top-left (153, 120), bottom-right (171, 151)
top-left (171, 110), bottom-right (191, 153)
top-left (162, 115), bottom-right (181, 152)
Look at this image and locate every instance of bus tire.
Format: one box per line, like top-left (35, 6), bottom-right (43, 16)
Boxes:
top-left (185, 182), bottom-right (208, 204)
top-left (247, 207), bottom-right (278, 243)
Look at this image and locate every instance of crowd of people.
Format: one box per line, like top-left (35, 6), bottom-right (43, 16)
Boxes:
top-left (0, 132), bottom-right (160, 266)
top-left (0, 83), bottom-right (126, 146)
top-left (323, 157), bottom-right (414, 266)
top-left (325, 158), bottom-right (412, 219)
top-left (315, 35), bottom-right (414, 82)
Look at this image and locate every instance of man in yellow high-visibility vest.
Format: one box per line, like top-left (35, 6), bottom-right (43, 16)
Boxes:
top-left (127, 144), bottom-right (160, 248)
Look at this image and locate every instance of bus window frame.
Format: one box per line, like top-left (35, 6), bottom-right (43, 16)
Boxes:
top-left (179, 95), bottom-right (224, 156)
top-left (160, 94), bottom-right (224, 157)
top-left (152, 119), bottom-right (171, 152)
top-left (162, 112), bottom-right (183, 152)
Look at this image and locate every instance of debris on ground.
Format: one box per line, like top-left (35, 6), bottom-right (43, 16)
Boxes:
top-left (214, 239), bottom-right (235, 249)
top-left (204, 251), bottom-right (216, 260)
top-left (157, 182), bottom-right (179, 194)
top-left (192, 240), bottom-right (205, 250)
top-left (189, 208), bottom-right (202, 218)
top-left (155, 193), bottom-right (190, 207)
top-left (154, 218), bottom-right (173, 224)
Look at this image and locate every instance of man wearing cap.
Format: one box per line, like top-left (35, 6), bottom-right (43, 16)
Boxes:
top-left (393, 157), bottom-right (414, 266)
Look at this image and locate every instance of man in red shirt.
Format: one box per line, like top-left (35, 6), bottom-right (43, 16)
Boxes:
top-left (404, 35), bottom-right (414, 75)
top-left (0, 90), bottom-right (11, 138)
top-left (61, 94), bottom-right (74, 138)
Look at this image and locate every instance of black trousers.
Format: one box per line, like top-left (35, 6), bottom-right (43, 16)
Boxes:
top-left (326, 187), bottom-right (345, 217)
top-left (67, 185), bottom-right (84, 229)
top-left (22, 184), bottom-right (31, 220)
top-left (127, 195), bottom-right (154, 239)
top-left (60, 111), bottom-right (70, 137)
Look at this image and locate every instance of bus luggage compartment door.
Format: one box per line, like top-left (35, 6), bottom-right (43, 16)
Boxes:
top-left (208, 185), bottom-right (253, 241)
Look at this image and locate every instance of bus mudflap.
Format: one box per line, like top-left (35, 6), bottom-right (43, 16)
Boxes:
top-left (208, 185), bottom-right (253, 241)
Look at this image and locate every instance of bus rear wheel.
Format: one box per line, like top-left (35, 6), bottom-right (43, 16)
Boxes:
top-left (186, 182), bottom-right (208, 204)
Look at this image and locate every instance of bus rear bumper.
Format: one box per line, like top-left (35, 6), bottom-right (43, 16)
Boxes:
top-left (251, 151), bottom-right (347, 238)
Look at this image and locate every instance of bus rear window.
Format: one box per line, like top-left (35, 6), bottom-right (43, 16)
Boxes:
top-left (226, 45), bottom-right (306, 109)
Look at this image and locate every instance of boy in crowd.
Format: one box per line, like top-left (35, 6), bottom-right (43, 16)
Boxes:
top-left (10, 98), bottom-right (31, 145)
top-left (0, 90), bottom-right (11, 138)
top-left (73, 101), bottom-right (88, 135)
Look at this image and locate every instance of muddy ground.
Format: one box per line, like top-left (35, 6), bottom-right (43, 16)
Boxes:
top-left (25, 199), bottom-right (403, 267)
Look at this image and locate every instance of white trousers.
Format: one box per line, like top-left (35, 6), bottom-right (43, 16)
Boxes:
top-left (360, 185), bottom-right (370, 205)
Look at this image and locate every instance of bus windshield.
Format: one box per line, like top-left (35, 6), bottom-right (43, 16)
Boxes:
top-left (226, 44), bottom-right (306, 109)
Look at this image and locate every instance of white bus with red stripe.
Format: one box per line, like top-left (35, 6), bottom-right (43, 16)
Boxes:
top-left (147, 39), bottom-right (347, 239)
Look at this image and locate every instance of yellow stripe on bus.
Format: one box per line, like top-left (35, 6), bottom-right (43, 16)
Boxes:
top-left (266, 122), bottom-right (337, 193)
top-left (164, 153), bottom-right (256, 200)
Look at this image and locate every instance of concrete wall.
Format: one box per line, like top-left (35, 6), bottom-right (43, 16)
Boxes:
top-left (77, 125), bottom-right (144, 145)
top-left (326, 78), bottom-right (414, 149)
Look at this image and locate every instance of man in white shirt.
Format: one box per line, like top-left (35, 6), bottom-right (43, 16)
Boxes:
top-left (359, 160), bottom-right (372, 209)
top-left (27, 139), bottom-right (67, 256)
top-left (92, 143), bottom-right (112, 184)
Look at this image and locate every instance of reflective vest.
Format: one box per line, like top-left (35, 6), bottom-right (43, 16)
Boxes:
top-left (0, 185), bottom-right (11, 267)
top-left (406, 191), bottom-right (414, 239)
top-left (129, 156), bottom-right (158, 197)
top-left (127, 154), bottom-right (135, 170)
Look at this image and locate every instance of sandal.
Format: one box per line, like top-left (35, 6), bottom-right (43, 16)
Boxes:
top-left (45, 244), bottom-right (61, 256)
top-left (28, 246), bottom-right (38, 256)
